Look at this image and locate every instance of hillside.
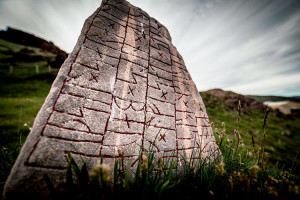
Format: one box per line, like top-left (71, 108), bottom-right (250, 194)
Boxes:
top-left (0, 27), bottom-right (68, 68)
top-left (201, 89), bottom-right (300, 172)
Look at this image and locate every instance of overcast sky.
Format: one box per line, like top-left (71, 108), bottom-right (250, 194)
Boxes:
top-left (0, 0), bottom-right (300, 96)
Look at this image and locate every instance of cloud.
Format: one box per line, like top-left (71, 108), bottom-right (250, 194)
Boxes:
top-left (131, 0), bottom-right (300, 96)
top-left (0, 0), bottom-right (299, 96)
top-left (0, 0), bottom-right (100, 52)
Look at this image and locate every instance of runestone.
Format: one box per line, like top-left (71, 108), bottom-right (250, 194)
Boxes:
top-left (3, 0), bottom-right (220, 198)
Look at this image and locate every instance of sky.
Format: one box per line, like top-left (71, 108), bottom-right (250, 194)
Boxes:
top-left (0, 0), bottom-right (300, 97)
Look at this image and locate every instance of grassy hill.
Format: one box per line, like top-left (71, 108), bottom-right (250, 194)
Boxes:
top-left (200, 89), bottom-right (300, 172)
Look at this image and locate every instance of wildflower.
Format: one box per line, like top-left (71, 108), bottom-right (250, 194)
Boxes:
top-left (177, 157), bottom-right (182, 167)
top-left (215, 161), bottom-right (226, 176)
top-left (209, 190), bottom-right (214, 196)
top-left (24, 123), bottom-right (28, 127)
top-left (238, 154), bottom-right (241, 167)
top-left (237, 169), bottom-right (244, 183)
top-left (248, 151), bottom-right (253, 157)
top-left (294, 185), bottom-right (299, 195)
top-left (228, 176), bottom-right (234, 193)
top-left (258, 148), bottom-right (262, 155)
top-left (92, 160), bottom-right (101, 175)
top-left (245, 176), bottom-right (250, 193)
top-left (234, 129), bottom-right (241, 150)
top-left (118, 149), bottom-right (125, 160)
top-left (157, 157), bottom-right (163, 172)
top-left (92, 160), bottom-right (111, 182)
top-left (264, 182), bottom-right (278, 199)
top-left (141, 155), bottom-right (148, 171)
top-left (29, 127), bottom-right (32, 131)
top-left (222, 122), bottom-right (226, 135)
top-left (218, 135), bottom-right (223, 145)
top-left (237, 100), bottom-right (242, 122)
top-left (100, 163), bottom-right (111, 182)
top-left (281, 171), bottom-right (289, 178)
top-left (268, 175), bottom-right (278, 184)
top-left (264, 152), bottom-right (269, 160)
top-left (248, 165), bottom-right (260, 182)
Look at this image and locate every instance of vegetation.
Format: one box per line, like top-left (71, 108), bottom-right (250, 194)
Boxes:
top-left (0, 38), bottom-right (58, 196)
top-left (200, 91), bottom-right (300, 173)
top-left (46, 115), bottom-right (299, 200)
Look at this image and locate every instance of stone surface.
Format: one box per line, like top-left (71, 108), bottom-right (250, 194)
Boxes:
top-left (3, 0), bottom-right (219, 198)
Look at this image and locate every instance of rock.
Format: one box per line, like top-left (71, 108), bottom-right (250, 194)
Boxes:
top-left (206, 89), bottom-right (265, 113)
top-left (3, 0), bottom-right (219, 198)
top-left (207, 88), bottom-right (226, 97)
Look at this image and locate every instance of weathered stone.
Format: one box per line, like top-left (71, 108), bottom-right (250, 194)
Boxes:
top-left (3, 0), bottom-right (220, 198)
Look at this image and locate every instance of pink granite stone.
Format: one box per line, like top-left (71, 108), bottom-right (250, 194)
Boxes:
top-left (3, 0), bottom-right (220, 198)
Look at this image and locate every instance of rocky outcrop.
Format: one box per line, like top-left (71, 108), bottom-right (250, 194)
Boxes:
top-left (205, 88), bottom-right (265, 112)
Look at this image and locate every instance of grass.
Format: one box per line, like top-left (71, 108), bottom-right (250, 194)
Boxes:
top-left (0, 79), bottom-right (53, 195)
top-left (0, 38), bottom-right (59, 196)
top-left (0, 38), bottom-right (56, 58)
top-left (0, 39), bottom-right (30, 53)
top-left (44, 118), bottom-right (299, 200)
top-left (0, 97), bottom-right (44, 147)
top-left (200, 91), bottom-right (300, 173)
top-left (40, 93), bottom-right (298, 200)
top-left (0, 62), bottom-right (58, 147)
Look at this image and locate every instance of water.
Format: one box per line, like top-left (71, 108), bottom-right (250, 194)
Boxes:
top-left (264, 101), bottom-right (289, 106)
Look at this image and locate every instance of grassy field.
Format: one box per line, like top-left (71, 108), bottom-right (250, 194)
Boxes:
top-left (200, 92), bottom-right (300, 173)
top-left (0, 39), bottom-right (55, 58)
top-left (0, 39), bottom-right (58, 195)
